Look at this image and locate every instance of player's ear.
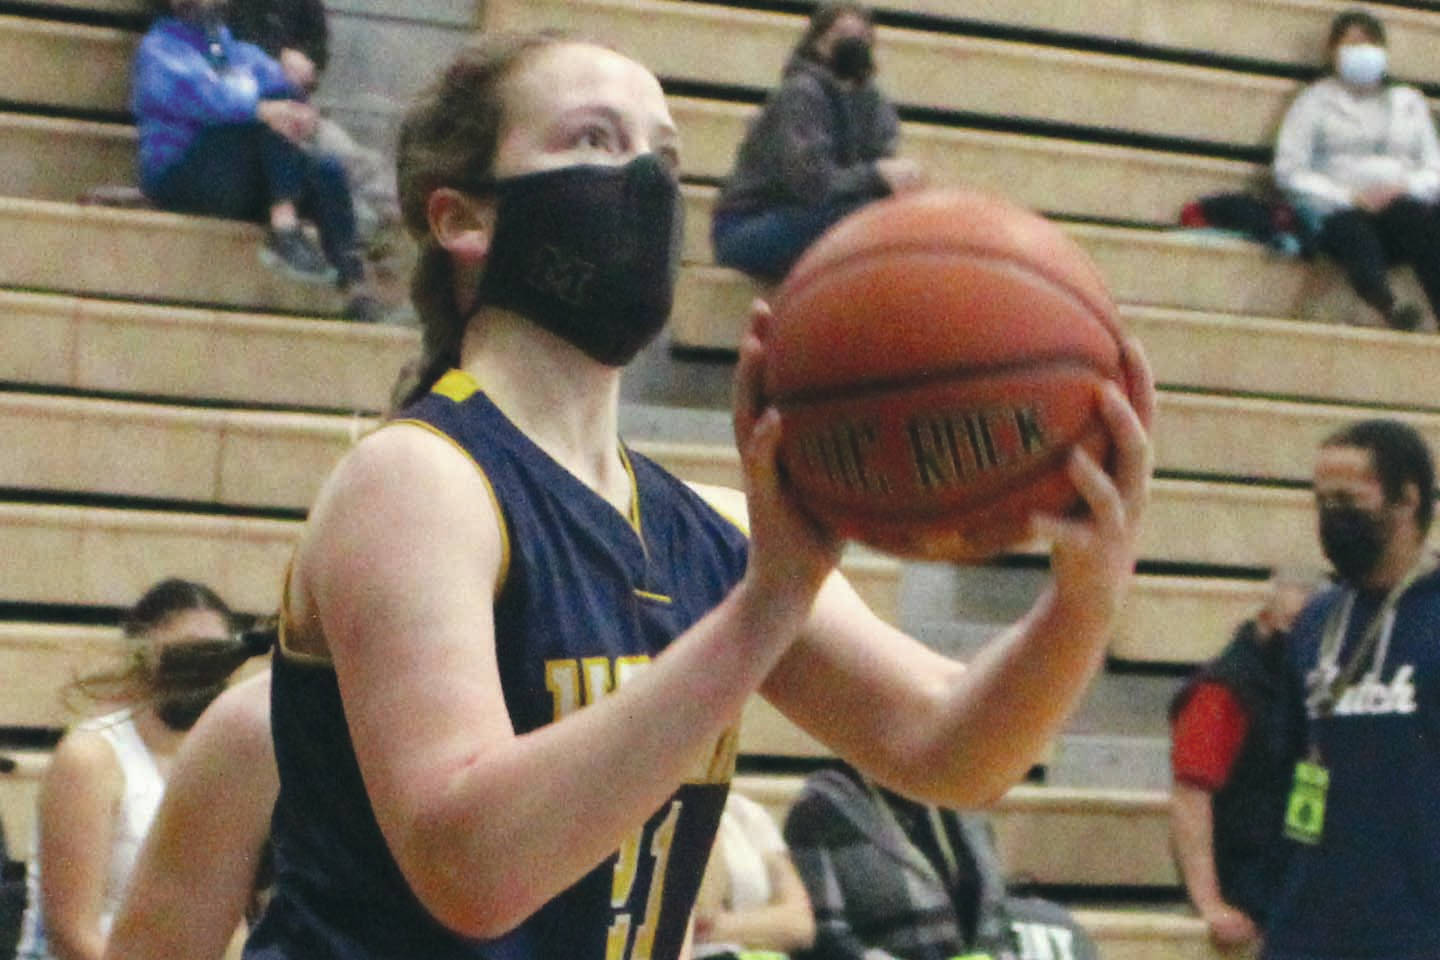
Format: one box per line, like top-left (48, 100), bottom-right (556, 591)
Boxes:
top-left (428, 188), bottom-right (495, 266)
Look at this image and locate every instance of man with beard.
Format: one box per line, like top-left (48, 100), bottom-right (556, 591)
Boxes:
top-left (1264, 419), bottom-right (1440, 960)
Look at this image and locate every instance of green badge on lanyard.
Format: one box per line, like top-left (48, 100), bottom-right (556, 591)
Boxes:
top-left (1284, 760), bottom-right (1330, 844)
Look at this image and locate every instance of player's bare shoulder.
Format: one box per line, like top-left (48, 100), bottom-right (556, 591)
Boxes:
top-left (686, 482), bottom-right (751, 535)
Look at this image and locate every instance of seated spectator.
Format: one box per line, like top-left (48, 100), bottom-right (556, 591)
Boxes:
top-left (13, 579), bottom-right (248, 960)
top-left (1274, 9), bottom-right (1440, 332)
top-left (783, 763), bottom-right (1097, 960)
top-left (1169, 571), bottom-right (1320, 949)
top-left (103, 669), bottom-right (276, 960)
top-left (225, 0), bottom-right (402, 250)
top-left (694, 790), bottom-right (815, 959)
top-left (132, 0), bottom-right (381, 322)
top-left (711, 2), bottom-right (924, 284)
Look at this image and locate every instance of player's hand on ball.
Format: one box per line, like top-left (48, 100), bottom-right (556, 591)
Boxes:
top-left (734, 300), bottom-right (844, 602)
top-left (1030, 335), bottom-right (1153, 633)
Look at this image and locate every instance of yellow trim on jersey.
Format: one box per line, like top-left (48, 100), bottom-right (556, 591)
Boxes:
top-left (633, 589), bottom-right (673, 605)
top-left (431, 368), bottom-right (481, 403)
top-left (276, 560), bottom-right (334, 668)
top-left (617, 445), bottom-right (643, 536)
top-left (387, 418), bottom-right (512, 598)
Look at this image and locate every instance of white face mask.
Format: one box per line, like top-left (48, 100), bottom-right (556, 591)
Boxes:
top-left (1337, 44), bottom-right (1387, 88)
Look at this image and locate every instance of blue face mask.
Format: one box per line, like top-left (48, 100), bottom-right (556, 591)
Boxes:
top-left (1337, 44), bottom-right (1387, 88)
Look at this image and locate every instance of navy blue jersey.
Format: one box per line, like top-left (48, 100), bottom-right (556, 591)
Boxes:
top-left (246, 370), bottom-right (749, 960)
top-left (1264, 566), bottom-right (1440, 960)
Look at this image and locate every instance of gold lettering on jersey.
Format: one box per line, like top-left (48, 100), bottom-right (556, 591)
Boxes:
top-left (907, 405), bottom-right (1049, 490)
top-left (798, 420), bottom-right (891, 495)
top-left (544, 655), bottom-right (734, 783)
top-left (544, 661), bottom-right (583, 720)
top-left (607, 800), bottom-right (683, 960)
top-left (582, 656), bottom-right (615, 706)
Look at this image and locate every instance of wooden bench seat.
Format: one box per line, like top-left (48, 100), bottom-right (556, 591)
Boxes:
top-left (0, 197), bottom-right (341, 315)
top-left (6, 286), bottom-right (1436, 411)
top-left (12, 389), bottom-right (1439, 503)
top-left (0, 14), bottom-right (136, 115)
top-left (486, 0), bottom-right (1302, 150)
top-left (1, 102), bottom-right (1257, 229)
top-left (0, 291), bottom-right (412, 412)
top-left (0, 387), bottom-right (1354, 570)
top-left (0, 113), bottom-right (135, 205)
top-left (0, 502), bottom-right (901, 623)
top-left (0, 502), bottom-right (298, 613)
top-left (0, 192), bottom-right (1414, 332)
top-left (828, 0), bottom-right (1440, 88)
top-left (0, 624), bottom-right (126, 731)
top-left (671, 245), bottom-right (1430, 352)
top-left (677, 184), bottom-right (1438, 328)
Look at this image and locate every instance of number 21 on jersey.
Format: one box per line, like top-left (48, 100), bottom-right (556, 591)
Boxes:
top-left (546, 656), bottom-right (680, 960)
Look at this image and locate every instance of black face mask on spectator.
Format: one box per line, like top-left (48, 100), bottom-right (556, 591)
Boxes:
top-left (830, 36), bottom-right (873, 82)
top-left (1319, 505), bottom-right (1388, 585)
top-left (149, 632), bottom-right (266, 730)
top-left (469, 153), bottom-right (683, 367)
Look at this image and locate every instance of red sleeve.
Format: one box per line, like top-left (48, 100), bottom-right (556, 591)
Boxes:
top-left (1171, 681), bottom-right (1252, 791)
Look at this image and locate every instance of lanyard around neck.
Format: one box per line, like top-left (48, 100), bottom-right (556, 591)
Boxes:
top-left (1314, 552), bottom-right (1435, 719)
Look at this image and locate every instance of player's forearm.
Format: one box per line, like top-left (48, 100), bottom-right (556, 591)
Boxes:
top-left (900, 585), bottom-right (1111, 807)
top-left (401, 575), bottom-right (815, 938)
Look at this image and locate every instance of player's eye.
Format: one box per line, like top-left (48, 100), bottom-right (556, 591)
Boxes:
top-left (577, 124), bottom-right (615, 151)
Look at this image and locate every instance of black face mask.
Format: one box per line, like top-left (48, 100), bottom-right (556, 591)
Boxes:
top-left (1319, 504), bottom-right (1389, 585)
top-left (830, 36), bottom-right (873, 82)
top-left (156, 684), bottom-right (227, 731)
top-left (148, 636), bottom-right (257, 730)
top-left (471, 154), bottom-right (683, 367)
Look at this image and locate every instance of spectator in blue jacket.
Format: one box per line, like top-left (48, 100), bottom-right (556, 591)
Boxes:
top-left (132, 0), bottom-right (379, 321)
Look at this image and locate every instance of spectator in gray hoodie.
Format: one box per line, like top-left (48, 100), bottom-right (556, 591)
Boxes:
top-left (711, 2), bottom-right (924, 283)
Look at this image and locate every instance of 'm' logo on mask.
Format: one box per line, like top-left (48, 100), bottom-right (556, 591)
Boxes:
top-left (525, 244), bottom-right (597, 306)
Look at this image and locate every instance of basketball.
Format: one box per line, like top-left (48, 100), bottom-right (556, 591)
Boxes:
top-left (765, 187), bottom-right (1135, 563)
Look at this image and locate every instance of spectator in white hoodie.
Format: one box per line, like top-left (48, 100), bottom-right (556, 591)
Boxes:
top-left (1274, 8), bottom-right (1440, 332)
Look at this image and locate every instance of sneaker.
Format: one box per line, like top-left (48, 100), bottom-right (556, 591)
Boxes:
top-left (260, 227), bottom-right (336, 285)
top-left (343, 291), bottom-right (384, 324)
top-left (1387, 301), bottom-right (1423, 331)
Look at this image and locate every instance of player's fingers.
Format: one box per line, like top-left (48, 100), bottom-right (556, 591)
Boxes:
top-left (1099, 381), bottom-right (1153, 521)
top-left (732, 300), bottom-right (773, 444)
top-left (1069, 445), bottom-right (1125, 535)
top-left (1118, 335), bottom-right (1156, 429)
top-left (1028, 511), bottom-right (1089, 558)
top-left (740, 407), bottom-right (786, 510)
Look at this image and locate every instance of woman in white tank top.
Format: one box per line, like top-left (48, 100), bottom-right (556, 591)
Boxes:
top-left (14, 579), bottom-right (240, 960)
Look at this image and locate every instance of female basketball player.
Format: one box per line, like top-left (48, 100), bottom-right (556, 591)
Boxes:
top-left (142, 32), bottom-right (1152, 960)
